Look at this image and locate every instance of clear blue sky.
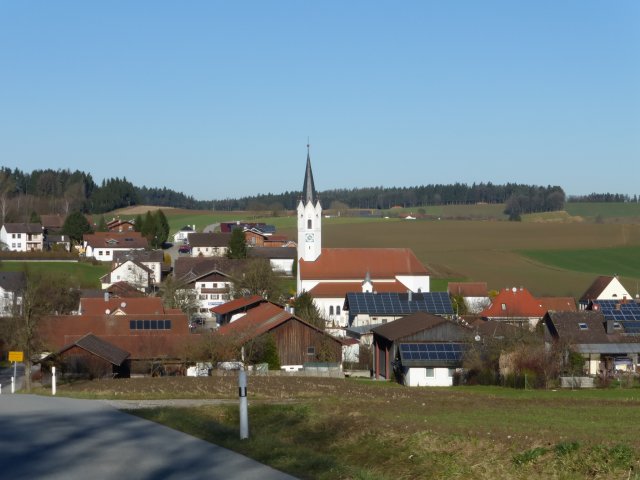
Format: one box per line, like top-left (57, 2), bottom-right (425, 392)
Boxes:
top-left (1, 1), bottom-right (638, 201)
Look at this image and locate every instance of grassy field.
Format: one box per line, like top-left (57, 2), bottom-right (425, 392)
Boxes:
top-left (44, 376), bottom-right (640, 479)
top-left (0, 260), bottom-right (110, 288)
top-left (565, 202), bottom-right (640, 220)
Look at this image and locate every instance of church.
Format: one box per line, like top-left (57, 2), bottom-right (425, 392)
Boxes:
top-left (296, 148), bottom-right (430, 328)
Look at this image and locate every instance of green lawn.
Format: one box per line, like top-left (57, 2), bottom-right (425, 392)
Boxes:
top-left (520, 246), bottom-right (640, 280)
top-left (0, 261), bottom-right (110, 288)
top-left (565, 202), bottom-right (640, 219)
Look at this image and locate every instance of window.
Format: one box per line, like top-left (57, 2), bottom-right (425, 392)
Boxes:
top-left (426, 368), bottom-right (434, 378)
top-left (98, 250), bottom-right (103, 256)
top-left (211, 294), bottom-right (219, 300)
top-left (307, 346), bottom-right (316, 356)
top-left (329, 306), bottom-right (334, 316)
top-left (307, 219), bottom-right (312, 229)
top-left (336, 306), bottom-right (341, 315)
top-left (578, 322), bottom-right (588, 330)
top-left (199, 294), bottom-right (207, 300)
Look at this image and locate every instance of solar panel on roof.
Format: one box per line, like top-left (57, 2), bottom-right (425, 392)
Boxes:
top-left (346, 292), bottom-right (454, 316)
top-left (398, 342), bottom-right (466, 363)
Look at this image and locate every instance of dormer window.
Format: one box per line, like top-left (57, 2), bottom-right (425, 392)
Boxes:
top-left (578, 323), bottom-right (588, 330)
top-left (501, 303), bottom-right (506, 311)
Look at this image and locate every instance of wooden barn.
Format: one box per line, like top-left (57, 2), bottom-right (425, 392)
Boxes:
top-left (216, 302), bottom-right (343, 368)
top-left (43, 334), bottom-right (131, 379)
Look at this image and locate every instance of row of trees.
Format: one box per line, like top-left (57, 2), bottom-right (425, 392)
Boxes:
top-left (567, 193), bottom-right (639, 203)
top-left (0, 166), bottom-right (575, 219)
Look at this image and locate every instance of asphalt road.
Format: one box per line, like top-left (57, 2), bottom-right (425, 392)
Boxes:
top-left (0, 394), bottom-right (297, 480)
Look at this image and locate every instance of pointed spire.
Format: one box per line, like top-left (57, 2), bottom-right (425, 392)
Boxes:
top-left (302, 142), bottom-right (318, 205)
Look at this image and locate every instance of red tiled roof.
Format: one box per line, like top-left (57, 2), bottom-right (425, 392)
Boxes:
top-left (300, 248), bottom-right (428, 280)
top-left (80, 297), bottom-right (166, 315)
top-left (480, 287), bottom-right (545, 318)
top-left (211, 295), bottom-right (265, 315)
top-left (308, 281), bottom-right (408, 298)
top-left (217, 303), bottom-right (295, 339)
top-left (538, 297), bottom-right (577, 312)
top-left (447, 282), bottom-right (488, 297)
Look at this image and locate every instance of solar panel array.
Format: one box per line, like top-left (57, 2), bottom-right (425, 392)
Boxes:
top-left (346, 292), bottom-right (454, 316)
top-left (399, 343), bottom-right (465, 362)
top-left (592, 301), bottom-right (640, 334)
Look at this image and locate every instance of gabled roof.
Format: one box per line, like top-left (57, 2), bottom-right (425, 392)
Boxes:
top-left (100, 260), bottom-right (153, 284)
top-left (83, 231), bottom-right (148, 249)
top-left (447, 282), bottom-right (488, 297)
top-left (579, 276), bottom-right (631, 302)
top-left (106, 281), bottom-right (145, 297)
top-left (54, 333), bottom-right (130, 366)
top-left (188, 232), bottom-right (231, 248)
top-left (0, 271), bottom-right (26, 292)
top-left (248, 247), bottom-right (296, 260)
top-left (40, 214), bottom-right (65, 230)
top-left (344, 292), bottom-right (454, 316)
top-left (308, 281), bottom-right (408, 298)
top-left (113, 249), bottom-right (164, 264)
top-left (544, 311), bottom-right (640, 351)
top-left (80, 297), bottom-right (166, 315)
top-left (210, 295), bottom-right (266, 315)
top-left (173, 257), bottom-right (241, 283)
top-left (2, 222), bottom-right (42, 234)
top-left (480, 287), bottom-right (545, 318)
top-left (371, 311), bottom-right (454, 342)
top-left (217, 302), bottom-right (315, 340)
top-left (300, 248), bottom-right (429, 280)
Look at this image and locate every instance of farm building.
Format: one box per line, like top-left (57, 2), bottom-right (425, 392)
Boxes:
top-left (42, 333), bottom-right (131, 379)
top-left (447, 282), bottom-right (490, 314)
top-left (372, 312), bottom-right (470, 387)
top-left (216, 301), bottom-right (343, 369)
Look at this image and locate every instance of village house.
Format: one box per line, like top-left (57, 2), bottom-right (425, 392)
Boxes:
top-left (174, 257), bottom-right (240, 317)
top-left (83, 231), bottom-right (148, 261)
top-left (188, 232), bottom-right (231, 257)
top-left (480, 286), bottom-right (576, 328)
top-left (248, 247), bottom-right (296, 276)
top-left (447, 282), bottom-right (490, 314)
top-left (173, 225), bottom-right (196, 244)
top-left (372, 312), bottom-right (471, 387)
top-left (106, 217), bottom-right (135, 232)
top-left (544, 309), bottom-right (640, 375)
top-left (100, 259), bottom-right (154, 292)
top-left (578, 275), bottom-right (634, 309)
top-left (0, 223), bottom-right (44, 252)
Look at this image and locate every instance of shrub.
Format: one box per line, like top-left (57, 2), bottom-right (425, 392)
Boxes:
top-left (512, 447), bottom-right (549, 466)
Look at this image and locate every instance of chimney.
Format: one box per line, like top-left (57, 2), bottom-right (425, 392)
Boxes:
top-left (606, 319), bottom-right (614, 334)
top-left (408, 290), bottom-right (413, 302)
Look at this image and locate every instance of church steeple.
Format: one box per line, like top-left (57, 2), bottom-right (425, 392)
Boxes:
top-left (302, 143), bottom-right (318, 206)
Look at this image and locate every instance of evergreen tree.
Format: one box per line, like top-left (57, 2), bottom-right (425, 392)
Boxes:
top-left (62, 211), bottom-right (93, 244)
top-left (134, 214), bottom-right (143, 232)
top-left (227, 227), bottom-right (248, 259)
top-left (292, 291), bottom-right (326, 330)
top-left (155, 210), bottom-right (170, 247)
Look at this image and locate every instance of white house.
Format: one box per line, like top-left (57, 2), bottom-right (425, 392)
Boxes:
top-left (83, 232), bottom-right (148, 262)
top-left (447, 282), bottom-right (490, 314)
top-left (248, 247), bottom-right (296, 276)
top-left (296, 149), bottom-right (430, 328)
top-left (112, 250), bottom-right (164, 287)
top-left (0, 223), bottom-right (44, 252)
top-left (100, 260), bottom-right (154, 292)
top-left (174, 257), bottom-right (238, 317)
top-left (173, 225), bottom-right (196, 244)
top-left (579, 276), bottom-right (633, 309)
top-left (0, 271), bottom-right (26, 316)
top-left (188, 232), bottom-right (231, 258)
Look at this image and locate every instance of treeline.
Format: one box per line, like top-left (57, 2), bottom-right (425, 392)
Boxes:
top-left (568, 193), bottom-right (639, 203)
top-left (0, 166), bottom-right (569, 218)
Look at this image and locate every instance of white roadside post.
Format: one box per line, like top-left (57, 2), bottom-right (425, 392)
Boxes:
top-left (52, 366), bottom-right (57, 396)
top-left (11, 376), bottom-right (15, 394)
top-left (239, 369), bottom-right (249, 439)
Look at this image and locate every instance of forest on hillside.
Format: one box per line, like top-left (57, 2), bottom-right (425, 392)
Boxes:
top-left (0, 165), bottom-right (632, 222)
